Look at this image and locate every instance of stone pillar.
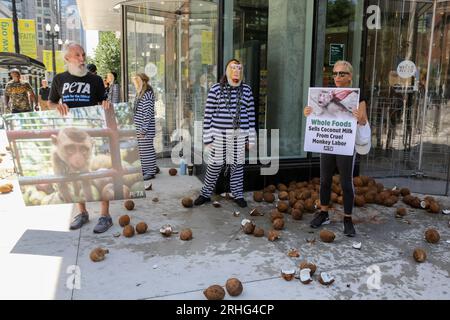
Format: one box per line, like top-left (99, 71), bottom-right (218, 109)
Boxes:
top-left (266, 0), bottom-right (312, 158)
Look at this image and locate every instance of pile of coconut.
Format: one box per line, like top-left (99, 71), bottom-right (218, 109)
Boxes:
top-left (252, 176), bottom-right (443, 214)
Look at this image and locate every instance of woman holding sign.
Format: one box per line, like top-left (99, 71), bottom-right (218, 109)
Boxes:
top-left (304, 60), bottom-right (369, 237)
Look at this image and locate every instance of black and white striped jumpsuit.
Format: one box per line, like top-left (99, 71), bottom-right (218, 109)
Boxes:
top-left (134, 90), bottom-right (157, 177)
top-left (200, 83), bottom-right (256, 200)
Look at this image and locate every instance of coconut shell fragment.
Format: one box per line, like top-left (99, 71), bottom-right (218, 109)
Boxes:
top-left (318, 272), bottom-right (335, 286)
top-left (268, 230), bottom-right (280, 242)
top-left (425, 228), bottom-right (440, 244)
top-left (203, 285), bottom-right (225, 300)
top-left (299, 262), bottom-right (317, 276)
top-left (281, 269), bottom-right (296, 281)
top-left (225, 278), bottom-right (243, 297)
top-left (319, 230), bottom-right (336, 243)
top-left (180, 228), bottom-right (193, 241)
top-left (413, 248), bottom-right (427, 263)
top-left (119, 215), bottom-right (131, 227)
top-left (300, 269), bottom-right (313, 285)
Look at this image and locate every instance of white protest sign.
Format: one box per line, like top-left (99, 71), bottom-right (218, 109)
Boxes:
top-left (304, 88), bottom-right (359, 156)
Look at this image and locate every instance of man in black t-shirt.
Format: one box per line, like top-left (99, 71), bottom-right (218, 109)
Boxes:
top-left (49, 42), bottom-right (113, 234)
top-left (38, 79), bottom-right (50, 111)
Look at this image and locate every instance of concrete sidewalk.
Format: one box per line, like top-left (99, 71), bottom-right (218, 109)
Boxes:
top-left (0, 132), bottom-right (449, 300)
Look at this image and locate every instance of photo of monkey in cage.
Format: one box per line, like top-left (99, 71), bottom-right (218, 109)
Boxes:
top-left (309, 88), bottom-right (360, 120)
top-left (3, 104), bottom-right (146, 207)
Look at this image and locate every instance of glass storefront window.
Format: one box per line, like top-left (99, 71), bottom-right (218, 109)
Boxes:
top-left (124, 1), bottom-right (219, 163)
top-left (223, 0), bottom-right (315, 160)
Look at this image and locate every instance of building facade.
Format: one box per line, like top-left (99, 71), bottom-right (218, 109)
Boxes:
top-left (79, 0), bottom-right (450, 195)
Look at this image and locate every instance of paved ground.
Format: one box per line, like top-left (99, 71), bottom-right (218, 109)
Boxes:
top-left (0, 130), bottom-right (449, 300)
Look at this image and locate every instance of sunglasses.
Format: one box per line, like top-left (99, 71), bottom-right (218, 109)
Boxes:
top-left (229, 64), bottom-right (243, 71)
top-left (333, 71), bottom-right (351, 78)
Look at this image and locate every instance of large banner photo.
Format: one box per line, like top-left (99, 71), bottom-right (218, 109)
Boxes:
top-left (2, 104), bottom-right (146, 206)
top-left (304, 88), bottom-right (360, 156)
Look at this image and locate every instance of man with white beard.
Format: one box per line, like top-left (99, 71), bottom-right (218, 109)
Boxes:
top-left (49, 42), bottom-right (113, 234)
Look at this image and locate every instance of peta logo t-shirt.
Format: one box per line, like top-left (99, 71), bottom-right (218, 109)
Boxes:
top-left (49, 71), bottom-right (106, 108)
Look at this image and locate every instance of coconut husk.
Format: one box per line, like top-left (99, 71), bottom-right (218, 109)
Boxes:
top-left (263, 192), bottom-right (275, 203)
top-left (413, 248), bottom-right (427, 263)
top-left (278, 191), bottom-right (289, 200)
top-left (353, 177), bottom-right (364, 187)
top-left (271, 210), bottom-right (285, 222)
top-left (204, 285), bottom-right (225, 300)
top-left (400, 188), bottom-right (411, 197)
top-left (135, 222), bottom-right (148, 234)
top-left (396, 208), bottom-right (408, 217)
top-left (425, 229), bottom-right (440, 244)
top-left (429, 202), bottom-right (441, 214)
top-left (124, 200), bottom-right (135, 211)
top-left (277, 201), bottom-right (289, 213)
top-left (273, 218), bottom-right (285, 230)
top-left (304, 199), bottom-right (315, 213)
top-left (182, 197), bottom-right (194, 208)
top-left (123, 225), bottom-right (135, 238)
top-left (119, 215), bottom-right (131, 227)
top-left (225, 278), bottom-right (243, 297)
top-left (253, 191), bottom-right (264, 202)
top-left (355, 195), bottom-right (366, 207)
top-left (253, 228), bottom-right (265, 237)
top-left (320, 230), bottom-right (336, 243)
top-left (180, 228), bottom-right (193, 241)
top-left (243, 222), bottom-right (256, 235)
top-left (292, 209), bottom-right (303, 221)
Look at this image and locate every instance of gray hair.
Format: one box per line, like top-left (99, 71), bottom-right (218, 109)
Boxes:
top-left (62, 42), bottom-right (84, 61)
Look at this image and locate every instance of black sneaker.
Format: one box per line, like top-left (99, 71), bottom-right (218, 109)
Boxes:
top-left (143, 174), bottom-right (156, 181)
top-left (234, 198), bottom-right (248, 208)
top-left (70, 212), bottom-right (89, 230)
top-left (310, 211), bottom-right (330, 229)
top-left (344, 217), bottom-right (356, 237)
top-left (194, 195), bottom-right (211, 206)
top-left (94, 216), bottom-right (113, 234)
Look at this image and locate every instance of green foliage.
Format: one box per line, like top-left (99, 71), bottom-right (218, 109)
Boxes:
top-left (93, 31), bottom-right (121, 81)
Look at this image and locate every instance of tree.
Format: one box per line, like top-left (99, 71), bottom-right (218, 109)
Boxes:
top-left (93, 31), bottom-right (121, 81)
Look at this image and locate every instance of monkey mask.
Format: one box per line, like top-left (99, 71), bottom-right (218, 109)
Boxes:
top-left (226, 61), bottom-right (244, 87)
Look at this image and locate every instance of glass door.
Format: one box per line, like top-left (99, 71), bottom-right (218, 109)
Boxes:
top-left (361, 0), bottom-right (450, 195)
top-left (125, 0), bottom-right (219, 166)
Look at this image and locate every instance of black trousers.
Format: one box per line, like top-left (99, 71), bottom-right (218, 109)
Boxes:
top-left (320, 153), bottom-right (356, 215)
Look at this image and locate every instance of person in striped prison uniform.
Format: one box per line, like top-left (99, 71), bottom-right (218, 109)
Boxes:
top-left (194, 59), bottom-right (256, 208)
top-left (133, 73), bottom-right (157, 181)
